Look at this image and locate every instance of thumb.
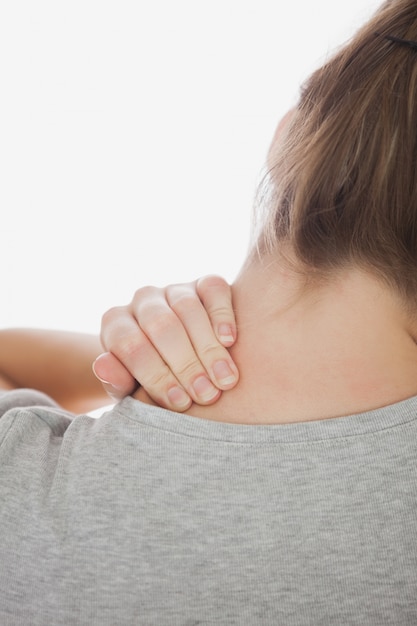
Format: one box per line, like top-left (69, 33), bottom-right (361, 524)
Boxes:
top-left (92, 352), bottom-right (138, 400)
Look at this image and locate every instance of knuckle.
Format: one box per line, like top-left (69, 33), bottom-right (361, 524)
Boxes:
top-left (197, 274), bottom-right (229, 293)
top-left (143, 311), bottom-right (175, 339)
top-left (168, 292), bottom-right (199, 316)
top-left (108, 331), bottom-right (145, 363)
top-left (196, 275), bottom-right (233, 319)
top-left (132, 285), bottom-right (161, 304)
top-left (142, 365), bottom-right (173, 390)
top-left (166, 283), bottom-right (195, 301)
top-left (198, 342), bottom-right (225, 361)
top-left (207, 304), bottom-right (234, 318)
top-left (158, 354), bottom-right (205, 385)
top-left (101, 305), bottom-right (125, 326)
top-left (100, 306), bottom-right (128, 346)
top-left (174, 357), bottom-right (203, 382)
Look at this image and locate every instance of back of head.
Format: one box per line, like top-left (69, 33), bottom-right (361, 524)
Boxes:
top-left (256, 0), bottom-right (417, 309)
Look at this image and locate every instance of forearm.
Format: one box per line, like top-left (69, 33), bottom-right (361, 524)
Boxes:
top-left (0, 328), bottom-right (110, 413)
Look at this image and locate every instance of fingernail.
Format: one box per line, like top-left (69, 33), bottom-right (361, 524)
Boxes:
top-left (92, 361), bottom-right (113, 386)
top-left (213, 360), bottom-right (237, 386)
top-left (167, 386), bottom-right (191, 410)
top-left (218, 323), bottom-right (234, 344)
top-left (192, 376), bottom-right (219, 402)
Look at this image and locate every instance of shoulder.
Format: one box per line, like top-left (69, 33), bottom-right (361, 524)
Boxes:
top-left (0, 389), bottom-right (74, 453)
top-left (0, 388), bottom-right (59, 414)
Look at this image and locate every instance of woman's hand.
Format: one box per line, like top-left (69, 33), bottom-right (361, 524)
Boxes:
top-left (94, 275), bottom-right (239, 411)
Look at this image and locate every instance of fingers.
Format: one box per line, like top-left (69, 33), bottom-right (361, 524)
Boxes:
top-left (164, 279), bottom-right (238, 389)
top-left (195, 275), bottom-right (236, 346)
top-left (130, 284), bottom-right (239, 405)
top-left (100, 301), bottom-right (194, 411)
top-left (98, 277), bottom-right (239, 412)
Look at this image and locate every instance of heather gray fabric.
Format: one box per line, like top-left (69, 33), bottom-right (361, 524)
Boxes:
top-left (1, 388), bottom-right (417, 625)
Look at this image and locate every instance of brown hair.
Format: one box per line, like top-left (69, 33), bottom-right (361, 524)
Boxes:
top-left (255, 0), bottom-right (417, 305)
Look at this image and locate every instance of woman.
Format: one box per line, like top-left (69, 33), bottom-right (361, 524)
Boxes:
top-left (2, 1), bottom-right (417, 623)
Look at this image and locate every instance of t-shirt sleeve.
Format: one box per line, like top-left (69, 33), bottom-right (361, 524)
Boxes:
top-left (0, 389), bottom-right (74, 460)
top-left (0, 389), bottom-right (60, 418)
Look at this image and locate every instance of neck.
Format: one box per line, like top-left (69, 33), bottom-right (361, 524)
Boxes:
top-left (183, 258), bottom-right (417, 424)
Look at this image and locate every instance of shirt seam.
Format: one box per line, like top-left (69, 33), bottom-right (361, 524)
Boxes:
top-left (0, 411), bottom-right (20, 452)
top-left (115, 407), bottom-right (417, 447)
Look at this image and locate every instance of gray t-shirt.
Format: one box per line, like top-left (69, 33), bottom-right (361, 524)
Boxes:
top-left (1, 388), bottom-right (417, 625)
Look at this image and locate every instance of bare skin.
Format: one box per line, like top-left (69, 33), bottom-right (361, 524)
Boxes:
top-left (0, 329), bottom-right (109, 413)
top-left (0, 278), bottom-right (238, 414)
top-left (3, 259), bottom-right (417, 425)
top-left (134, 257), bottom-right (417, 425)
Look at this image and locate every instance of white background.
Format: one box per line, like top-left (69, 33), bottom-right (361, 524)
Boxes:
top-left (1, 0), bottom-right (381, 333)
